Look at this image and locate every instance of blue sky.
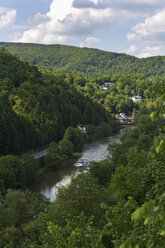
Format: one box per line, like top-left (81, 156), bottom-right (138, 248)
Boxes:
top-left (1, 0), bottom-right (165, 57)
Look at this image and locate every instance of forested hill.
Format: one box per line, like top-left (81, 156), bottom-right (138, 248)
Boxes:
top-left (0, 47), bottom-right (108, 155)
top-left (1, 42), bottom-right (165, 78)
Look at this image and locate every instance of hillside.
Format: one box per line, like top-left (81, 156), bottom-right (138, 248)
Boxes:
top-left (1, 42), bottom-right (165, 78)
top-left (0, 45), bottom-right (165, 248)
top-left (0, 47), bottom-right (108, 155)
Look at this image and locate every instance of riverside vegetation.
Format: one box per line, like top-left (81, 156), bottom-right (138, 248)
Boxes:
top-left (0, 47), bottom-right (118, 192)
top-left (0, 46), bottom-right (165, 247)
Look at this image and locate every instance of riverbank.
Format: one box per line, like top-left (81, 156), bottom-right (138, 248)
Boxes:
top-left (31, 121), bottom-right (120, 178)
top-left (29, 128), bottom-right (126, 201)
top-left (35, 152), bottom-right (81, 178)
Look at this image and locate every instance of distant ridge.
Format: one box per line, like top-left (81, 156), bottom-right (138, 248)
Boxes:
top-left (1, 42), bottom-right (165, 78)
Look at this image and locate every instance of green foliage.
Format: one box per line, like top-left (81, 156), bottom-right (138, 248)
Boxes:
top-left (0, 189), bottom-right (50, 247)
top-left (44, 213), bottom-right (104, 248)
top-left (78, 73), bottom-right (155, 116)
top-left (21, 154), bottom-right (38, 183)
top-left (156, 140), bottom-right (165, 154)
top-left (89, 160), bottom-right (115, 186)
top-left (63, 127), bottom-right (85, 152)
top-left (44, 142), bottom-right (64, 169)
top-left (103, 197), bottom-right (138, 247)
top-left (140, 153), bottom-right (165, 200)
top-left (148, 80), bottom-right (165, 153)
top-left (109, 165), bottom-right (140, 201)
top-left (86, 121), bottom-right (119, 141)
top-left (121, 193), bottom-right (165, 248)
top-left (2, 43), bottom-right (165, 78)
top-left (0, 104), bottom-right (164, 247)
top-left (0, 155), bottom-right (25, 191)
top-left (59, 138), bottom-right (73, 158)
top-left (40, 173), bottom-right (109, 228)
top-left (0, 48), bottom-right (108, 155)
top-left (0, 154), bottom-right (38, 193)
top-left (0, 44), bottom-right (165, 248)
top-left (0, 92), bottom-right (41, 154)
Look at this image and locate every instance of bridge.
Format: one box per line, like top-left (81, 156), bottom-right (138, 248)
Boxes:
top-left (32, 147), bottom-right (48, 160)
top-left (115, 113), bottom-right (135, 126)
top-left (117, 118), bottom-right (135, 125)
top-left (19, 145), bottom-right (49, 163)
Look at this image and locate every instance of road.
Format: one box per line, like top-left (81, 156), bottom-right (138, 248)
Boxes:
top-left (32, 147), bottom-right (48, 160)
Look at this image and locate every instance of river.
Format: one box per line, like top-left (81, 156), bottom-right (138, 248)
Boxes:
top-left (29, 128), bottom-right (127, 201)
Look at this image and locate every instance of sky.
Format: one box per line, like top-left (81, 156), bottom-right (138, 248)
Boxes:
top-left (0, 0), bottom-right (165, 58)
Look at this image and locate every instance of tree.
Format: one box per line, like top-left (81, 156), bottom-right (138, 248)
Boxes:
top-left (89, 160), bottom-right (115, 186)
top-left (0, 189), bottom-right (50, 247)
top-left (44, 213), bottom-right (104, 248)
top-left (120, 193), bottom-right (165, 248)
top-left (0, 155), bottom-right (25, 192)
top-left (44, 142), bottom-right (64, 169)
top-left (103, 197), bottom-right (138, 248)
top-left (73, 74), bottom-right (86, 87)
top-left (41, 173), bottom-right (109, 228)
top-left (21, 154), bottom-right (38, 184)
top-left (63, 127), bottom-right (85, 152)
top-left (59, 138), bottom-right (73, 158)
top-left (149, 80), bottom-right (165, 153)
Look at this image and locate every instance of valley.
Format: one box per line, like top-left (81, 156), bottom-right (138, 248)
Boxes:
top-left (0, 44), bottom-right (164, 248)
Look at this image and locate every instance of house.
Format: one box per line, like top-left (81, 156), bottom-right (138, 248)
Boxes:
top-left (131, 96), bottom-right (142, 103)
top-left (77, 124), bottom-right (87, 133)
top-left (104, 82), bottom-right (115, 87)
top-left (101, 82), bottom-right (115, 90)
top-left (119, 113), bottom-right (126, 119)
top-left (115, 113), bottom-right (133, 125)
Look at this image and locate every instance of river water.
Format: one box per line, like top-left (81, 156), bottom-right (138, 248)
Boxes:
top-left (29, 128), bottom-right (127, 201)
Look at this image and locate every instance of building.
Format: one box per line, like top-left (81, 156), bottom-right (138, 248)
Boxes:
top-left (131, 96), bottom-right (142, 103)
top-left (115, 113), bottom-right (133, 125)
top-left (101, 82), bottom-right (115, 90)
top-left (77, 124), bottom-right (87, 133)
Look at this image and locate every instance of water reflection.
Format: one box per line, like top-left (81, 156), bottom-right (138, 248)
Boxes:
top-left (29, 128), bottom-right (127, 201)
top-left (29, 163), bottom-right (78, 201)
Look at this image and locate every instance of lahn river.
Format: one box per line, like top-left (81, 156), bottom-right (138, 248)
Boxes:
top-left (30, 128), bottom-right (127, 201)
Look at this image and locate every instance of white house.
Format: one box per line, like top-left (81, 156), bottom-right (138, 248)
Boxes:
top-left (131, 96), bottom-right (142, 103)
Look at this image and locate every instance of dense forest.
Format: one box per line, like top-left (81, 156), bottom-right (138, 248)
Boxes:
top-left (0, 47), bottom-right (119, 195)
top-left (0, 95), bottom-right (165, 247)
top-left (0, 44), bottom-right (165, 247)
top-left (71, 73), bottom-right (159, 115)
top-left (0, 47), bottom-right (110, 155)
top-left (1, 42), bottom-right (165, 78)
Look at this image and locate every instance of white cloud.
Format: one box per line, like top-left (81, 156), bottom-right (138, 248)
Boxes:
top-left (138, 45), bottom-right (163, 58)
top-left (126, 10), bottom-right (165, 57)
top-left (80, 36), bottom-right (101, 47)
top-left (14, 0), bottom-right (130, 44)
top-left (127, 10), bottom-right (165, 43)
top-left (9, 0), bottom-right (165, 58)
top-left (48, 0), bottom-right (75, 21)
top-left (73, 0), bottom-right (97, 8)
top-left (14, 0), bottom-right (164, 45)
top-left (10, 32), bottom-right (22, 40)
top-left (27, 13), bottom-right (50, 27)
top-left (86, 36), bottom-right (101, 45)
top-left (0, 7), bottom-right (16, 29)
top-left (73, 0), bottom-right (164, 15)
top-left (122, 45), bottom-right (138, 55)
